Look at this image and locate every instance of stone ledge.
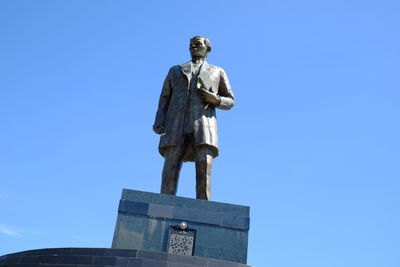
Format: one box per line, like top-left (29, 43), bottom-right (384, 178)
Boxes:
top-left (119, 200), bottom-right (250, 230)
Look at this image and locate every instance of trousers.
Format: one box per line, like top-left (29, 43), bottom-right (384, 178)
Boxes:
top-left (160, 134), bottom-right (214, 200)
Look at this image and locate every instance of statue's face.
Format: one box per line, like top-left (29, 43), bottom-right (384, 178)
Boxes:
top-left (190, 38), bottom-right (208, 58)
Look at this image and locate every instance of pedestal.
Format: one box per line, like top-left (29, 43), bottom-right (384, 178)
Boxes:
top-left (112, 189), bottom-right (250, 264)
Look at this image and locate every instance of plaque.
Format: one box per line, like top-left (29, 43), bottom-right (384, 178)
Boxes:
top-left (167, 222), bottom-right (196, 256)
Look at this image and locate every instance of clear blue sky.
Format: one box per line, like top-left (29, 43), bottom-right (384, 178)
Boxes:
top-left (1, 1), bottom-right (399, 266)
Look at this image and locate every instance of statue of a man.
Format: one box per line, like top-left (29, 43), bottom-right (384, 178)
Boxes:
top-left (153, 36), bottom-right (234, 200)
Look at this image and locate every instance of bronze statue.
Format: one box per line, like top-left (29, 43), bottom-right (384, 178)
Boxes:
top-left (153, 36), bottom-right (234, 200)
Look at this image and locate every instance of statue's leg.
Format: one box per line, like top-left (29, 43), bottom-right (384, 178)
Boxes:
top-left (195, 146), bottom-right (213, 200)
top-left (161, 146), bottom-right (184, 195)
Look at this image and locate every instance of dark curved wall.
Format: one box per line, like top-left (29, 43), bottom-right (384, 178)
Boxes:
top-left (0, 248), bottom-right (252, 267)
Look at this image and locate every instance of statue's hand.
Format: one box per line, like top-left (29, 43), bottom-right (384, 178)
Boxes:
top-left (153, 123), bottom-right (165, 135)
top-left (200, 88), bottom-right (221, 106)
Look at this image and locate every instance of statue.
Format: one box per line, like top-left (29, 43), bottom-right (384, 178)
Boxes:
top-left (153, 36), bottom-right (234, 200)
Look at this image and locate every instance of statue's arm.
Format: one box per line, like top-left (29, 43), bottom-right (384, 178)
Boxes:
top-left (217, 69), bottom-right (235, 110)
top-left (153, 68), bottom-right (172, 134)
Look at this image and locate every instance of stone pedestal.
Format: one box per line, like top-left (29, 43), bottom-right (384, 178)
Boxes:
top-left (112, 189), bottom-right (250, 264)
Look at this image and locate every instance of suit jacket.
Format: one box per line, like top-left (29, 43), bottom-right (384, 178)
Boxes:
top-left (154, 61), bottom-right (234, 161)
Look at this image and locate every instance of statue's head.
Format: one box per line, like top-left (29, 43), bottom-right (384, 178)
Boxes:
top-left (189, 36), bottom-right (212, 59)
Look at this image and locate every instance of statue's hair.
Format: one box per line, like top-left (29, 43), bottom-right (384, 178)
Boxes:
top-left (190, 36), bottom-right (212, 57)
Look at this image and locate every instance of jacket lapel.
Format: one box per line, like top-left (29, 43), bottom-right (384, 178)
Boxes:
top-left (180, 61), bottom-right (192, 81)
top-left (198, 61), bottom-right (214, 92)
top-left (180, 61), bottom-right (214, 91)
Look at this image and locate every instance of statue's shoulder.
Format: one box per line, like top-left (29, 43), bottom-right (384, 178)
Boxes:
top-left (207, 63), bottom-right (220, 69)
top-left (207, 63), bottom-right (224, 71)
top-left (207, 63), bottom-right (227, 75)
top-left (169, 64), bottom-right (182, 71)
top-left (165, 65), bottom-right (184, 77)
